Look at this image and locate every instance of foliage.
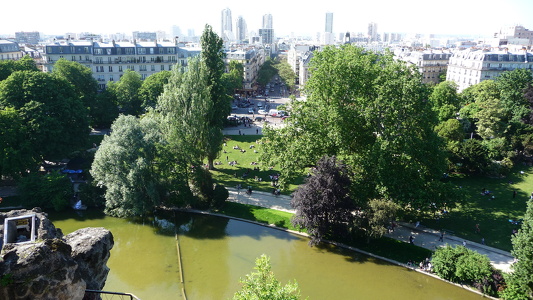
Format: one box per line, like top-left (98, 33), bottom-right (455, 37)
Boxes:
top-left (0, 55), bottom-right (39, 81)
top-left (138, 71), bottom-right (171, 109)
top-left (232, 254), bottom-right (302, 300)
top-left (432, 245), bottom-right (493, 287)
top-left (275, 59), bottom-right (296, 91)
top-left (457, 138), bottom-right (489, 173)
top-left (361, 199), bottom-right (400, 239)
top-left (291, 156), bottom-right (355, 245)
top-left (0, 107), bottom-right (35, 179)
top-left (261, 45), bottom-right (450, 213)
top-left (200, 24), bottom-right (230, 169)
top-left (496, 68), bottom-right (533, 124)
top-left (90, 115), bottom-right (164, 217)
top-left (90, 89), bottom-right (120, 128)
top-left (18, 172), bottom-right (73, 211)
top-left (256, 58), bottom-right (277, 87)
top-left (107, 69), bottom-right (143, 115)
top-left (429, 81), bottom-right (461, 122)
top-left (222, 60), bottom-right (244, 95)
top-left (502, 198), bottom-right (533, 299)
top-left (0, 70), bottom-right (90, 161)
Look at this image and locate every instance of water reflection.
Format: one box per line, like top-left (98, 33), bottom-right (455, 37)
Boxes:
top-left (49, 209), bottom-right (482, 300)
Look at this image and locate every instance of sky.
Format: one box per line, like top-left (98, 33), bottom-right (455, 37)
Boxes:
top-left (2, 0), bottom-right (533, 38)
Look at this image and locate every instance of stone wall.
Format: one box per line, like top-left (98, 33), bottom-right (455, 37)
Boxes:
top-left (0, 208), bottom-right (114, 300)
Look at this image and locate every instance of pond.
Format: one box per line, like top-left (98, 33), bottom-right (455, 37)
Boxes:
top-left (49, 210), bottom-right (482, 300)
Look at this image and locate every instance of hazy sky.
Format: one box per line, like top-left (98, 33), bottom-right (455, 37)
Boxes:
top-left (2, 0), bottom-right (533, 38)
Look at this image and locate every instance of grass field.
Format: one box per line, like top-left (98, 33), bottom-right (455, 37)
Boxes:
top-left (210, 135), bottom-right (305, 194)
top-left (414, 165), bottom-right (533, 252)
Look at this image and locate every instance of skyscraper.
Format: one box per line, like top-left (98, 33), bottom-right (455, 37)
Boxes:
top-left (236, 16), bottom-right (247, 43)
top-left (368, 22), bottom-right (378, 42)
top-left (325, 12), bottom-right (333, 33)
top-left (262, 14), bottom-right (273, 29)
top-left (221, 8), bottom-right (233, 41)
top-left (260, 14), bottom-right (274, 44)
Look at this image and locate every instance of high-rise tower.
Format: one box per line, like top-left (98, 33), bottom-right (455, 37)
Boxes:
top-left (325, 12), bottom-right (333, 33)
top-left (236, 16), bottom-right (247, 43)
top-left (368, 22), bottom-right (378, 42)
top-left (262, 14), bottom-right (273, 29)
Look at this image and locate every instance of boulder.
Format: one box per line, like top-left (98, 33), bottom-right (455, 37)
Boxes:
top-left (0, 208), bottom-right (114, 300)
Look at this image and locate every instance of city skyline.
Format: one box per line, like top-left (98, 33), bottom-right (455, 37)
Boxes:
top-left (2, 0), bottom-right (533, 38)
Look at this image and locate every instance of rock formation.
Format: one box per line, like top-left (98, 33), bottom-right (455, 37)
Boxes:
top-left (0, 208), bottom-right (114, 300)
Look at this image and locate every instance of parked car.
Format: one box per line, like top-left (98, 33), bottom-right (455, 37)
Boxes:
top-left (231, 105), bottom-right (238, 110)
top-left (257, 103), bottom-right (263, 109)
top-left (248, 108), bottom-right (255, 114)
top-left (258, 109), bottom-right (268, 115)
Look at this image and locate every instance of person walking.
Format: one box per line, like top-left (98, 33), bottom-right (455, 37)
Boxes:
top-left (438, 231), bottom-right (444, 242)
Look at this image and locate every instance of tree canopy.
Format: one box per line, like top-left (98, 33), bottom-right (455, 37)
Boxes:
top-left (261, 45), bottom-right (452, 212)
top-left (107, 69), bottom-right (143, 115)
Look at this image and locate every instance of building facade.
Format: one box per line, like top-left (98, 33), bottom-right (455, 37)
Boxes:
top-left (15, 31), bottom-right (40, 45)
top-left (42, 39), bottom-right (200, 90)
top-left (225, 47), bottom-right (266, 93)
top-left (0, 40), bottom-right (21, 61)
top-left (396, 50), bottom-right (453, 84)
top-left (368, 22), bottom-right (378, 42)
top-left (325, 13), bottom-right (333, 33)
top-left (446, 48), bottom-right (533, 91)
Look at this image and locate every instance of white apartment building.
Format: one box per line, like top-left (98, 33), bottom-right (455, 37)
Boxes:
top-left (396, 49), bottom-right (453, 84)
top-left (42, 39), bottom-right (200, 90)
top-left (0, 40), bottom-right (21, 61)
top-left (225, 47), bottom-right (266, 94)
top-left (446, 48), bottom-right (533, 92)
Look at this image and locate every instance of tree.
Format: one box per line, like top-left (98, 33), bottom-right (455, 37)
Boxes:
top-left (200, 24), bottom-right (230, 169)
top-left (51, 58), bottom-right (98, 108)
top-left (0, 70), bottom-right (89, 160)
top-left (274, 59), bottom-right (296, 91)
top-left (232, 254), bottom-right (302, 300)
top-left (90, 115), bottom-right (163, 217)
top-left (256, 58), bottom-right (277, 87)
top-left (0, 55), bottom-right (39, 81)
top-left (107, 69), bottom-right (143, 115)
top-left (361, 199), bottom-right (400, 239)
top-left (261, 45), bottom-right (450, 212)
top-left (90, 89), bottom-right (120, 128)
top-left (429, 81), bottom-right (461, 122)
top-left (18, 171), bottom-right (73, 211)
top-left (502, 198), bottom-right (533, 299)
top-left (496, 68), bottom-right (533, 124)
top-left (138, 70), bottom-right (171, 110)
top-left (291, 156), bottom-right (355, 245)
top-left (0, 107), bottom-right (35, 179)
top-left (222, 60), bottom-right (244, 96)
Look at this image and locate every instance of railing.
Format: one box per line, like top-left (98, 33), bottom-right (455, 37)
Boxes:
top-left (84, 290), bottom-right (140, 300)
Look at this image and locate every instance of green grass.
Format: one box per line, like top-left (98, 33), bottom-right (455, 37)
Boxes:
top-left (217, 201), bottom-right (432, 264)
top-left (211, 135), bottom-right (305, 194)
top-left (416, 165), bottom-right (533, 252)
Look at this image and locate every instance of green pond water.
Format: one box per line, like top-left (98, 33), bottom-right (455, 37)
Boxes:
top-left (49, 210), bottom-right (483, 300)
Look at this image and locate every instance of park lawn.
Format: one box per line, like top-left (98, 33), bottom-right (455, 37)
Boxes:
top-left (419, 165), bottom-right (533, 252)
top-left (210, 135), bottom-right (305, 194)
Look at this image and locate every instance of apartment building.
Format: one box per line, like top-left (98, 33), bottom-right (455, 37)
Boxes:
top-left (42, 39), bottom-right (200, 90)
top-left (225, 47), bottom-right (266, 94)
top-left (446, 48), bottom-right (533, 91)
top-left (396, 50), bottom-right (453, 84)
top-left (0, 40), bottom-right (21, 61)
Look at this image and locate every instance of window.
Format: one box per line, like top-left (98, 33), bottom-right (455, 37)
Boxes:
top-left (168, 65), bottom-right (172, 70)
top-left (161, 65), bottom-right (165, 71)
top-left (119, 66), bottom-right (123, 72)
top-left (109, 66), bottom-right (113, 72)
top-left (109, 75), bottom-right (114, 81)
top-left (95, 49), bottom-right (103, 55)
top-left (168, 48), bottom-right (175, 54)
top-left (84, 47), bottom-right (89, 53)
top-left (141, 74), bottom-right (148, 80)
top-left (150, 48), bottom-right (154, 54)
top-left (140, 65), bottom-right (147, 71)
top-left (71, 56), bottom-right (76, 61)
top-left (117, 48), bottom-right (122, 55)
top-left (107, 49), bottom-right (112, 55)
top-left (59, 47), bottom-right (63, 53)
top-left (151, 65), bottom-right (155, 71)
top-left (70, 46), bottom-right (75, 53)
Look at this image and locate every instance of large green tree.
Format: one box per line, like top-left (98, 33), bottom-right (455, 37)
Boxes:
top-left (138, 70), bottom-right (171, 110)
top-left (200, 24), bottom-right (230, 169)
top-left (261, 45), bottom-right (451, 211)
top-left (0, 70), bottom-right (89, 160)
top-left (0, 107), bottom-right (34, 178)
top-left (107, 69), bottom-right (143, 115)
top-left (222, 60), bottom-right (244, 96)
top-left (0, 55), bottom-right (39, 81)
top-left (90, 115), bottom-right (164, 217)
top-left (429, 81), bottom-right (461, 122)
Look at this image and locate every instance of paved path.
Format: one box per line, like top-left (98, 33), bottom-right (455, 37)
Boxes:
top-left (226, 187), bottom-right (514, 272)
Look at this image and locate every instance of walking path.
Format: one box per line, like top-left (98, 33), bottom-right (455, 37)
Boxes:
top-left (226, 187), bottom-right (515, 273)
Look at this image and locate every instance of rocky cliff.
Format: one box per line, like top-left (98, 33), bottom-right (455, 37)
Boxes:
top-left (0, 208), bottom-right (114, 300)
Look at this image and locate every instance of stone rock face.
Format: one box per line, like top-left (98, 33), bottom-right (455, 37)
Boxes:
top-left (0, 208), bottom-right (114, 300)
top-left (64, 227), bottom-right (114, 290)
